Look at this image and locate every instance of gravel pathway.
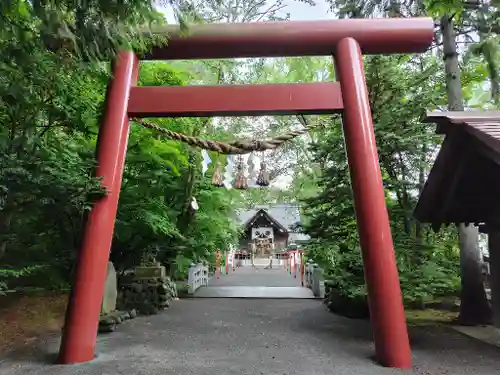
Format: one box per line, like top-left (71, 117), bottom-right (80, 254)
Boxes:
top-left (1, 298), bottom-right (500, 375)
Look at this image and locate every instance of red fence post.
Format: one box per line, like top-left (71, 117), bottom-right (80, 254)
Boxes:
top-left (293, 251), bottom-right (297, 278)
top-left (58, 51), bottom-right (139, 364)
top-left (300, 252), bottom-right (305, 286)
top-left (216, 250), bottom-right (221, 279)
top-left (334, 38), bottom-right (411, 369)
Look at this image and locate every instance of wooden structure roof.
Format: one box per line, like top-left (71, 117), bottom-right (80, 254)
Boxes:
top-left (242, 208), bottom-right (289, 233)
top-left (414, 111), bottom-right (500, 230)
top-left (237, 204), bottom-right (303, 230)
top-left (237, 204), bottom-right (311, 241)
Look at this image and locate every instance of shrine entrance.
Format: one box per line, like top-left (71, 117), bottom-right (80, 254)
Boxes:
top-left (58, 18), bottom-right (434, 369)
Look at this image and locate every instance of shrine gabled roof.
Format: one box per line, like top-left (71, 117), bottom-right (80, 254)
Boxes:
top-left (236, 204), bottom-right (310, 240)
top-left (243, 209), bottom-right (289, 233)
top-left (414, 111), bottom-right (500, 230)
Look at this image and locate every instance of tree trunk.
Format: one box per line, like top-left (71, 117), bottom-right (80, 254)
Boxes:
top-left (0, 211), bottom-right (13, 261)
top-left (487, 230), bottom-right (500, 327)
top-left (458, 224), bottom-right (491, 324)
top-left (441, 14), bottom-right (491, 325)
top-left (415, 144), bottom-right (426, 246)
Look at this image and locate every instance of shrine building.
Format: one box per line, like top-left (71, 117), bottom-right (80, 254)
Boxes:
top-left (236, 204), bottom-right (310, 257)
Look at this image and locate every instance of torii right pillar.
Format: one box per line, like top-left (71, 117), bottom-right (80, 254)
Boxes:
top-left (335, 38), bottom-right (412, 368)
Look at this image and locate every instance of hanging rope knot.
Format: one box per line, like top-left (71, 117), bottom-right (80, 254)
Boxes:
top-left (131, 118), bottom-right (316, 155)
top-left (252, 140), bottom-right (266, 151)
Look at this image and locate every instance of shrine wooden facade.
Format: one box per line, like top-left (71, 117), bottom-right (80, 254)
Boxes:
top-left (237, 204), bottom-right (309, 256)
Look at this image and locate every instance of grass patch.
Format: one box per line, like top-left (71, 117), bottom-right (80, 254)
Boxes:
top-left (0, 292), bottom-right (68, 353)
top-left (405, 308), bottom-right (458, 327)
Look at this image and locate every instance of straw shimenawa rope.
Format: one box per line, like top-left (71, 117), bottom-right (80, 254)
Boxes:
top-left (132, 118), bottom-right (316, 155)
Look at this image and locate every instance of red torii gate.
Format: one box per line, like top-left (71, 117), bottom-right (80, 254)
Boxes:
top-left (58, 18), bottom-right (434, 368)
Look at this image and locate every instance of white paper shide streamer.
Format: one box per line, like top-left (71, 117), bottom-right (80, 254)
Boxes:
top-left (247, 153), bottom-right (258, 188)
top-left (200, 149), bottom-right (212, 176)
top-left (223, 155), bottom-right (235, 189)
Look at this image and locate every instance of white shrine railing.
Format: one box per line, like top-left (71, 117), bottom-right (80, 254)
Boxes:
top-left (187, 263), bottom-right (209, 294)
top-left (304, 260), bottom-right (324, 298)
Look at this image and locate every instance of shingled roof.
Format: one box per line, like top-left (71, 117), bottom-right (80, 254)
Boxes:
top-left (236, 204), bottom-right (310, 241)
top-left (414, 111), bottom-right (500, 230)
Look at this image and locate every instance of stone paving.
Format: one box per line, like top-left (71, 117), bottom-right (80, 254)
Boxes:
top-left (209, 265), bottom-right (303, 287)
top-left (1, 267), bottom-right (500, 375)
top-left (195, 266), bottom-right (314, 298)
top-left (194, 286), bottom-right (315, 298)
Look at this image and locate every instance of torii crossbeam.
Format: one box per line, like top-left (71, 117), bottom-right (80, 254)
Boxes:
top-left (58, 17), bottom-right (434, 369)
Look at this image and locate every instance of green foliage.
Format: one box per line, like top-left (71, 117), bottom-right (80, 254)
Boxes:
top-left (0, 4), bottom-right (242, 291)
top-left (301, 54), bottom-right (463, 308)
top-left (0, 0), bottom-right (495, 313)
top-left (1, 0), bottom-right (167, 62)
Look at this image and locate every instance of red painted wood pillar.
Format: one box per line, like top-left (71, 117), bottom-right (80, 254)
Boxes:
top-left (293, 251), bottom-right (297, 278)
top-left (334, 38), bottom-right (411, 369)
top-left (300, 252), bottom-right (304, 286)
top-left (58, 51), bottom-right (139, 364)
top-left (216, 250), bottom-right (221, 278)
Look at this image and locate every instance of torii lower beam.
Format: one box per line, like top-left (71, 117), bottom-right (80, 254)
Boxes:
top-left (59, 17), bottom-right (434, 369)
top-left (128, 83), bottom-right (343, 117)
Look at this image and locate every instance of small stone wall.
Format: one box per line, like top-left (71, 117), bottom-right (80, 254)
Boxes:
top-left (117, 265), bottom-right (178, 314)
top-left (99, 309), bottom-right (138, 332)
top-left (98, 263), bottom-right (178, 333)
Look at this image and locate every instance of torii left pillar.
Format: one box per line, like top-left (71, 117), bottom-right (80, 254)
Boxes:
top-left (58, 51), bottom-right (139, 364)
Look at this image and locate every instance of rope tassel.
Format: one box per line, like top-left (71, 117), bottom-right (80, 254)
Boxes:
top-left (211, 160), bottom-right (224, 187)
top-left (233, 158), bottom-right (248, 190)
top-left (233, 171), bottom-right (248, 189)
top-left (256, 162), bottom-right (270, 187)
